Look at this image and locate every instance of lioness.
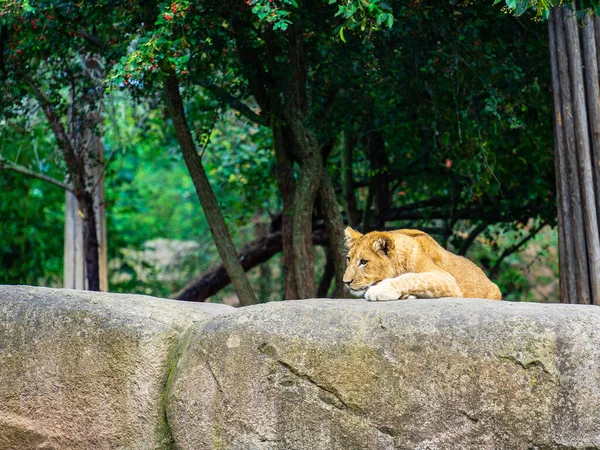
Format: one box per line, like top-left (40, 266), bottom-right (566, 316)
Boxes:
top-left (343, 227), bottom-right (501, 301)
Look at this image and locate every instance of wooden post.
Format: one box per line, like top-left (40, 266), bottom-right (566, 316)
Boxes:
top-left (550, 6), bottom-right (600, 305)
top-left (549, 9), bottom-right (577, 304)
top-left (63, 136), bottom-right (108, 291)
top-left (564, 5), bottom-right (600, 304)
top-left (64, 191), bottom-right (86, 290)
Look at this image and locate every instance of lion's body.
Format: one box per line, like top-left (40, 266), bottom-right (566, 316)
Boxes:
top-left (343, 227), bottom-right (501, 301)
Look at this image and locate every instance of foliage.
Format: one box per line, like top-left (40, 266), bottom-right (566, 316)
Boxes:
top-left (0, 0), bottom-right (562, 301)
top-left (0, 116), bottom-right (64, 286)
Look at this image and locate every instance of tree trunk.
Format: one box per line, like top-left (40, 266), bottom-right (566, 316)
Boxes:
top-left (28, 76), bottom-right (102, 291)
top-left (288, 119), bottom-right (321, 299)
top-left (317, 249), bottom-right (335, 298)
top-left (273, 124), bottom-right (299, 299)
top-left (319, 170), bottom-right (346, 297)
top-left (64, 192), bottom-right (101, 292)
top-left (368, 131), bottom-right (390, 230)
top-left (550, 6), bottom-right (600, 305)
top-left (81, 193), bottom-right (101, 291)
top-left (341, 131), bottom-right (360, 228)
top-left (285, 23), bottom-right (323, 299)
top-left (163, 71), bottom-right (257, 306)
top-left (64, 111), bottom-right (108, 292)
top-left (255, 220), bottom-right (272, 301)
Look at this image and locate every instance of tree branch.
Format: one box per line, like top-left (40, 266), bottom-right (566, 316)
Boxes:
top-left (0, 158), bottom-right (73, 192)
top-left (174, 229), bottom-right (328, 302)
top-left (197, 80), bottom-right (268, 126)
top-left (163, 67), bottom-right (258, 305)
top-left (78, 30), bottom-right (109, 51)
top-left (383, 200), bottom-right (538, 224)
top-left (458, 221), bottom-right (488, 256)
top-left (25, 79), bottom-right (86, 197)
top-left (489, 222), bottom-right (547, 278)
top-left (231, 20), bottom-right (272, 114)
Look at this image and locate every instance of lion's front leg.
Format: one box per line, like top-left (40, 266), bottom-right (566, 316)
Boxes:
top-left (365, 271), bottom-right (462, 302)
top-left (363, 279), bottom-right (415, 301)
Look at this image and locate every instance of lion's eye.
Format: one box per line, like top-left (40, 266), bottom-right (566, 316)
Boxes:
top-left (359, 259), bottom-right (368, 266)
top-left (346, 256), bottom-right (350, 263)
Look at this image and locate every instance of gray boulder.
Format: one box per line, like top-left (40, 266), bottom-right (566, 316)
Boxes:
top-left (168, 298), bottom-right (600, 450)
top-left (0, 285), bottom-right (233, 450)
top-left (2, 286), bottom-right (600, 450)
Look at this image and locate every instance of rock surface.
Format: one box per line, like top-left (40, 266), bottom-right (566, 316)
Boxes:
top-left (0, 285), bottom-right (233, 450)
top-left (1, 286), bottom-right (600, 449)
top-left (168, 298), bottom-right (600, 450)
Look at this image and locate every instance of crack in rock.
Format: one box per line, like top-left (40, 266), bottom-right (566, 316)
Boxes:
top-left (203, 355), bottom-right (226, 399)
top-left (458, 410), bottom-right (480, 424)
top-left (258, 342), bottom-right (396, 439)
top-left (497, 355), bottom-right (556, 381)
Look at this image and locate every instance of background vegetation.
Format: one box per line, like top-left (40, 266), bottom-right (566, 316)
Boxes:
top-left (0, 0), bottom-right (562, 303)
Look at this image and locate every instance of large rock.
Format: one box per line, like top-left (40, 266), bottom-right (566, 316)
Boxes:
top-left (0, 286), bottom-right (233, 450)
top-left (2, 286), bottom-right (600, 450)
top-left (167, 298), bottom-right (600, 450)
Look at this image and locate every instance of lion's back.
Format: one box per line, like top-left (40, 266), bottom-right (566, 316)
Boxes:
top-left (442, 252), bottom-right (502, 300)
top-left (391, 229), bottom-right (501, 300)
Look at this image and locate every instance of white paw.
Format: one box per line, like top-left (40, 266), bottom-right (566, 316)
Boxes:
top-left (365, 281), bottom-right (401, 301)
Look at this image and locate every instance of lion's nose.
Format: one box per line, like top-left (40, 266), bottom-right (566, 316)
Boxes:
top-left (344, 279), bottom-right (353, 285)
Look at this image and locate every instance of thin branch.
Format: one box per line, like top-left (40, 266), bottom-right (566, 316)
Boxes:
top-left (198, 106), bottom-right (221, 159)
top-left (458, 221), bottom-right (488, 256)
top-left (490, 222), bottom-right (547, 278)
top-left (197, 80), bottom-right (268, 126)
top-left (25, 79), bottom-right (86, 197)
top-left (383, 201), bottom-right (537, 224)
top-left (0, 158), bottom-right (73, 192)
top-left (78, 30), bottom-right (109, 51)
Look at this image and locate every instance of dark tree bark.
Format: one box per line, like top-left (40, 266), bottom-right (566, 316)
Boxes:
top-left (341, 131), bottom-right (360, 228)
top-left (317, 249), bottom-right (335, 298)
top-left (163, 71), bottom-right (257, 306)
top-left (273, 125), bottom-right (299, 299)
top-left (458, 222), bottom-right (488, 256)
top-left (284, 22), bottom-right (323, 299)
top-left (367, 131), bottom-right (390, 230)
top-left (318, 171), bottom-right (346, 297)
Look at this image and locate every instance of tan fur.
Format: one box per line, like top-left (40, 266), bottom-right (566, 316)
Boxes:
top-left (343, 227), bottom-right (502, 301)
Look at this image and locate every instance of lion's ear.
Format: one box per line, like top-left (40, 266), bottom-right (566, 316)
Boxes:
top-left (344, 227), bottom-right (363, 249)
top-left (372, 234), bottom-right (395, 257)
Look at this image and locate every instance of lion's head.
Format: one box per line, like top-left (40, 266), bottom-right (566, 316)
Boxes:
top-left (343, 227), bottom-right (398, 297)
